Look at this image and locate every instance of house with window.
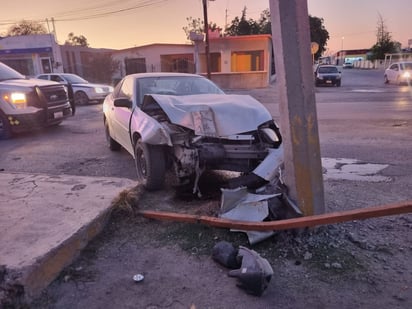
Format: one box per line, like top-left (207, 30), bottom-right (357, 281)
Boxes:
top-left (111, 34), bottom-right (274, 89)
top-left (1, 33), bottom-right (275, 89)
top-left (195, 34), bottom-right (274, 89)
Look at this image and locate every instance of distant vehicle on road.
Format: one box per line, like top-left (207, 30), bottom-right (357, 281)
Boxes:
top-left (0, 62), bottom-right (72, 139)
top-left (384, 61), bottom-right (412, 85)
top-left (35, 73), bottom-right (113, 105)
top-left (314, 65), bottom-right (342, 87)
top-left (343, 61), bottom-right (354, 69)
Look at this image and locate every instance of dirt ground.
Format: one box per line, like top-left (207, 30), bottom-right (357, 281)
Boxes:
top-left (25, 170), bottom-right (412, 309)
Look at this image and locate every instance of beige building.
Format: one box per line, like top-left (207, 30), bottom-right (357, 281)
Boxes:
top-left (1, 33), bottom-right (275, 89)
top-left (111, 34), bottom-right (274, 89)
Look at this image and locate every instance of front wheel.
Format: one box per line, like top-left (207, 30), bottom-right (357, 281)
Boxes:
top-left (134, 140), bottom-right (166, 190)
top-left (74, 91), bottom-right (89, 105)
top-left (0, 112), bottom-right (12, 139)
top-left (105, 120), bottom-right (121, 151)
top-left (384, 75), bottom-right (389, 84)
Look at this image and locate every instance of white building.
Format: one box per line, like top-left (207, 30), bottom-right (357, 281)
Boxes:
top-left (0, 34), bottom-right (63, 76)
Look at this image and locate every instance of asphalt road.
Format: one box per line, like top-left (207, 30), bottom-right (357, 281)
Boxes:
top-left (1, 68), bottom-right (411, 184)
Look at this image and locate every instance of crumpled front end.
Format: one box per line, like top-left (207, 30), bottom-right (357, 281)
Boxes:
top-left (139, 94), bottom-right (283, 194)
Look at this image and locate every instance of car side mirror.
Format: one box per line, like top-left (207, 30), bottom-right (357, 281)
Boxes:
top-left (114, 97), bottom-right (132, 108)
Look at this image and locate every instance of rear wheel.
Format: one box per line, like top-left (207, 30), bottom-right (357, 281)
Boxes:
top-left (134, 140), bottom-right (166, 190)
top-left (0, 112), bottom-right (12, 139)
top-left (105, 120), bottom-right (121, 151)
top-left (74, 91), bottom-right (89, 105)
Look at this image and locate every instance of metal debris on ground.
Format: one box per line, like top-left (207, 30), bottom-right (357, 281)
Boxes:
top-left (212, 241), bottom-right (273, 296)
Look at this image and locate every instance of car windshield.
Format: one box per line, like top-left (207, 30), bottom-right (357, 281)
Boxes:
top-left (0, 62), bottom-right (25, 81)
top-left (63, 74), bottom-right (89, 84)
top-left (401, 63), bottom-right (412, 70)
top-left (318, 66), bottom-right (338, 73)
top-left (137, 76), bottom-right (224, 103)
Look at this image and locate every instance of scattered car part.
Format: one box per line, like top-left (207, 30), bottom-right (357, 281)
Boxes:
top-left (212, 241), bottom-right (240, 269)
top-left (133, 274), bottom-right (144, 282)
top-left (228, 246), bottom-right (273, 296)
top-left (219, 187), bottom-right (281, 244)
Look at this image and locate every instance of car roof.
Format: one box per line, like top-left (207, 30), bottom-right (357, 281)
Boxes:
top-left (125, 72), bottom-right (205, 79)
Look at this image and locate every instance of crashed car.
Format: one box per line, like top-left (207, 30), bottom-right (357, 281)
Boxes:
top-left (103, 73), bottom-right (282, 192)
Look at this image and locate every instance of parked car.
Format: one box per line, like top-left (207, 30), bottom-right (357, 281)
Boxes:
top-left (0, 62), bottom-right (72, 139)
top-left (384, 61), bottom-right (412, 85)
top-left (103, 72), bottom-right (282, 192)
top-left (314, 65), bottom-right (342, 87)
top-left (35, 73), bottom-right (113, 105)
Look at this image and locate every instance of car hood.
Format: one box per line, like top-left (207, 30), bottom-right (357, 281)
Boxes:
top-left (144, 94), bottom-right (273, 136)
top-left (1, 78), bottom-right (59, 87)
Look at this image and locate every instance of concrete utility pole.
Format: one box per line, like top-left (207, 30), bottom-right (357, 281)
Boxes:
top-left (269, 0), bottom-right (325, 215)
top-left (202, 0), bottom-right (212, 79)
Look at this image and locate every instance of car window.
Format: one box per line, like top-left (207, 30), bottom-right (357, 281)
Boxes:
top-left (318, 66), bottom-right (338, 73)
top-left (401, 63), bottom-right (412, 70)
top-left (118, 77), bottom-right (134, 102)
top-left (137, 76), bottom-right (224, 103)
top-left (112, 79), bottom-right (124, 98)
top-left (36, 75), bottom-right (48, 80)
top-left (389, 64), bottom-right (398, 71)
top-left (51, 75), bottom-right (65, 82)
top-left (63, 74), bottom-right (88, 84)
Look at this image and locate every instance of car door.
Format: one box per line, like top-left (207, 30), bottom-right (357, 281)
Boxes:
top-left (387, 64), bottom-right (399, 83)
top-left (109, 77), bottom-right (135, 155)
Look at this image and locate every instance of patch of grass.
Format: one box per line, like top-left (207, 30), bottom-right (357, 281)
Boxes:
top-left (153, 222), bottom-right (249, 255)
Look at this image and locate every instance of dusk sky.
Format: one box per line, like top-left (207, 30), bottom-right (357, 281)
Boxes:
top-left (0, 0), bottom-right (411, 54)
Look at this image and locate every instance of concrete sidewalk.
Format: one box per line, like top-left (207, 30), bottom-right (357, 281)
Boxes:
top-left (0, 172), bottom-right (135, 302)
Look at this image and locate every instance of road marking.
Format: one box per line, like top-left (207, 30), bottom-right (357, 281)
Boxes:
top-left (349, 89), bottom-right (386, 93)
top-left (322, 158), bottom-right (391, 182)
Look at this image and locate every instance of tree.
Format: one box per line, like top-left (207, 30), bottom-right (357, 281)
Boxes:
top-left (182, 16), bottom-right (218, 41)
top-left (65, 32), bottom-right (89, 47)
top-left (224, 9), bottom-right (329, 60)
top-left (6, 20), bottom-right (47, 36)
top-left (309, 15), bottom-right (329, 60)
top-left (369, 14), bottom-right (400, 60)
top-left (225, 7), bottom-right (261, 36)
top-left (184, 8), bottom-right (329, 59)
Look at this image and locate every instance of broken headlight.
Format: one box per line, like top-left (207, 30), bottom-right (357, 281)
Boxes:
top-left (260, 127), bottom-right (280, 144)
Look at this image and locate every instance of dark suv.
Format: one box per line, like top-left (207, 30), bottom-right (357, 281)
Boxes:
top-left (0, 62), bottom-right (72, 139)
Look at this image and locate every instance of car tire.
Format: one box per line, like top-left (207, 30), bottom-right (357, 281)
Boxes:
top-left (74, 91), bottom-right (89, 105)
top-left (384, 75), bottom-right (389, 84)
top-left (0, 112), bottom-right (12, 139)
top-left (336, 81), bottom-right (341, 87)
top-left (105, 120), bottom-right (121, 151)
top-left (134, 140), bottom-right (166, 190)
